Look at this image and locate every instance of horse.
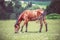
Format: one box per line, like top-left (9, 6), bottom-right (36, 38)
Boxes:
top-left (14, 9), bottom-right (48, 33)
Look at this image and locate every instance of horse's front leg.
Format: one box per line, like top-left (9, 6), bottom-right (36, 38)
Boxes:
top-left (20, 23), bottom-right (25, 32)
top-left (21, 19), bottom-right (28, 32)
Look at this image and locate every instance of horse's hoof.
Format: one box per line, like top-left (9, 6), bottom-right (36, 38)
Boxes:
top-left (39, 31), bottom-right (41, 33)
top-left (46, 30), bottom-right (48, 32)
top-left (15, 32), bottom-right (18, 33)
top-left (25, 31), bottom-right (27, 32)
top-left (20, 31), bottom-right (22, 32)
top-left (20, 30), bottom-right (22, 32)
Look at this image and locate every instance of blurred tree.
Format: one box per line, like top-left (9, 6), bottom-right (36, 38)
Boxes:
top-left (24, 0), bottom-right (51, 1)
top-left (46, 0), bottom-right (60, 15)
top-left (12, 0), bottom-right (22, 19)
top-left (12, 0), bottom-right (32, 19)
top-left (0, 0), bottom-right (6, 9)
top-left (7, 1), bottom-right (13, 13)
top-left (0, 0), bottom-right (7, 19)
top-left (28, 1), bottom-right (32, 7)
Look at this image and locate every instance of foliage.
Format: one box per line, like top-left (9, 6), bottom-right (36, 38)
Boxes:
top-left (32, 1), bottom-right (51, 6)
top-left (28, 5), bottom-right (40, 10)
top-left (47, 13), bottom-right (60, 19)
top-left (0, 1), bottom-right (60, 19)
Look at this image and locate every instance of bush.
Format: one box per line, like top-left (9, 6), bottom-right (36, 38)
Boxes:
top-left (47, 13), bottom-right (60, 19)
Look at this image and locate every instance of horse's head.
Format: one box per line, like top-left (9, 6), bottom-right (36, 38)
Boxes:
top-left (14, 21), bottom-right (20, 33)
top-left (14, 23), bottom-right (19, 28)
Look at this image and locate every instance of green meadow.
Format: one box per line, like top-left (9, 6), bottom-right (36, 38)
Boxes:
top-left (0, 19), bottom-right (60, 40)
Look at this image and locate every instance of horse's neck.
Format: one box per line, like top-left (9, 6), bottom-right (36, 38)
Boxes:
top-left (15, 19), bottom-right (20, 25)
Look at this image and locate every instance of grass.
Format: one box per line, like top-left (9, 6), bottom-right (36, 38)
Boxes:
top-left (0, 19), bottom-right (60, 40)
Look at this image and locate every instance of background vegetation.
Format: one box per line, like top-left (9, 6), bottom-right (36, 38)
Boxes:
top-left (0, 0), bottom-right (60, 19)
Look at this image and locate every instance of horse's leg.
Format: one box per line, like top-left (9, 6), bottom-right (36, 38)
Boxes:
top-left (25, 22), bottom-right (28, 32)
top-left (25, 19), bottom-right (28, 32)
top-left (39, 19), bottom-right (43, 32)
top-left (43, 17), bottom-right (48, 32)
top-left (20, 20), bottom-right (26, 32)
top-left (20, 22), bottom-right (25, 32)
top-left (21, 18), bottom-right (29, 32)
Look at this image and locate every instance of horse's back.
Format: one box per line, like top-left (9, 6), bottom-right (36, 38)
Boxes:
top-left (18, 9), bottom-right (44, 21)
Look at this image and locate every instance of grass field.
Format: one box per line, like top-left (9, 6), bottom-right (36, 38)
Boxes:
top-left (0, 19), bottom-right (60, 40)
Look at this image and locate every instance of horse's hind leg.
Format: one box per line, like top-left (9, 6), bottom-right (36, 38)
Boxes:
top-left (39, 19), bottom-right (43, 32)
top-left (25, 22), bottom-right (28, 32)
top-left (43, 17), bottom-right (48, 32)
top-left (25, 19), bottom-right (29, 32)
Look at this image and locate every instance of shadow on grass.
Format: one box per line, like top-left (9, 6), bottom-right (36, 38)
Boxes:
top-left (21, 31), bottom-right (41, 33)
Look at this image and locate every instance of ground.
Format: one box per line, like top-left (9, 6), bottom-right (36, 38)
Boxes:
top-left (0, 19), bottom-right (60, 40)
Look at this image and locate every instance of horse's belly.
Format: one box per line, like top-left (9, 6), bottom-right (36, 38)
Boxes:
top-left (29, 17), bottom-right (37, 21)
